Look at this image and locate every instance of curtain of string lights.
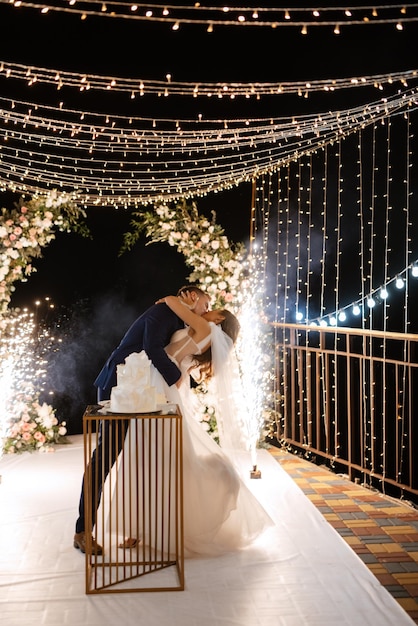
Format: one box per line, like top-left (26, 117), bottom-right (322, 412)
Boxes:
top-left (252, 109), bottom-right (418, 333)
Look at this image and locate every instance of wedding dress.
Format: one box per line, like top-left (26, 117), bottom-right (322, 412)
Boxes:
top-left (111, 322), bottom-right (273, 558)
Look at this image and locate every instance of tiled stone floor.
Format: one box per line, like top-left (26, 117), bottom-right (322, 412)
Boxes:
top-left (269, 446), bottom-right (418, 624)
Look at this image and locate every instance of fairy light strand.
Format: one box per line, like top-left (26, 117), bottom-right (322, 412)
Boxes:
top-left (2, 1), bottom-right (418, 29)
top-left (2, 60), bottom-right (416, 98)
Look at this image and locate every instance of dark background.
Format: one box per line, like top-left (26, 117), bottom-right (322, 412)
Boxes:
top-left (1, 2), bottom-right (418, 432)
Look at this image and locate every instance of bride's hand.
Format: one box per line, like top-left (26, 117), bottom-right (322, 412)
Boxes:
top-left (178, 291), bottom-right (197, 310)
top-left (155, 296), bottom-right (169, 304)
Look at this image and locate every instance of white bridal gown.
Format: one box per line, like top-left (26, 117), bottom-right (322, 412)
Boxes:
top-left (112, 323), bottom-right (273, 558)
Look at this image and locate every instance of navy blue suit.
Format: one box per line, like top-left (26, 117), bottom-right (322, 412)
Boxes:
top-left (94, 302), bottom-right (184, 400)
top-left (76, 302), bottom-right (184, 534)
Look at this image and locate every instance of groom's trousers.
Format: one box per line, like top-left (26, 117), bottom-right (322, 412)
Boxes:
top-left (75, 414), bottom-right (129, 534)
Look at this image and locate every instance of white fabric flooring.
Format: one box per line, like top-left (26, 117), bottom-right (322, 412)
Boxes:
top-left (0, 435), bottom-right (414, 626)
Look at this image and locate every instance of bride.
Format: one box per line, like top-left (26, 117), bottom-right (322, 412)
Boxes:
top-left (114, 291), bottom-right (273, 557)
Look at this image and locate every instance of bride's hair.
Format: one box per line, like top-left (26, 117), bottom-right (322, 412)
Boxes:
top-left (191, 310), bottom-right (240, 381)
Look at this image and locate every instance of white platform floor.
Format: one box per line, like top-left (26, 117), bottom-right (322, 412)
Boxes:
top-left (0, 435), bottom-right (414, 626)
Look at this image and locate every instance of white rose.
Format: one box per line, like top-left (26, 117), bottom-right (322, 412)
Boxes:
top-left (211, 240), bottom-right (220, 250)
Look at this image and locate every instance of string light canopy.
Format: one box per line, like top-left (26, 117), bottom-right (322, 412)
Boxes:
top-left (2, 1), bottom-right (418, 31)
top-left (1, 60), bottom-right (417, 99)
top-left (0, 87), bottom-right (417, 207)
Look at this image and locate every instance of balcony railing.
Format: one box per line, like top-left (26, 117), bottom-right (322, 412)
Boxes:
top-left (271, 323), bottom-right (418, 504)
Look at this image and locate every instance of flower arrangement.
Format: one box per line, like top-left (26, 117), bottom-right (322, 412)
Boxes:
top-left (0, 191), bottom-right (89, 314)
top-left (2, 390), bottom-right (68, 454)
top-left (0, 191), bottom-right (86, 454)
top-left (121, 199), bottom-right (246, 310)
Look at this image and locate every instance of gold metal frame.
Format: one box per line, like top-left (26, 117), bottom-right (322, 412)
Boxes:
top-left (83, 406), bottom-right (184, 593)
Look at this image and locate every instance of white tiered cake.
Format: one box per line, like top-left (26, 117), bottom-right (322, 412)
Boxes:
top-left (110, 351), bottom-right (165, 413)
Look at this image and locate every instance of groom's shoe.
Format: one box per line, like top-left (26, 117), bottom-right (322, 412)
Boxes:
top-left (73, 531), bottom-right (103, 555)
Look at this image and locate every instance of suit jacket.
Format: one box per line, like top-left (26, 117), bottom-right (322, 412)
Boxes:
top-left (94, 302), bottom-right (184, 399)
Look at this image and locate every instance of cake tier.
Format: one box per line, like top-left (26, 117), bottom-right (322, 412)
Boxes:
top-left (110, 386), bottom-right (157, 413)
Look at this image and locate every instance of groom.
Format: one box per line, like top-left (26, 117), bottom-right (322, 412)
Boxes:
top-left (74, 284), bottom-right (211, 554)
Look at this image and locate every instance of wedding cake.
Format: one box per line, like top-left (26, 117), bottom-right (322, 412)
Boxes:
top-left (110, 351), bottom-right (165, 413)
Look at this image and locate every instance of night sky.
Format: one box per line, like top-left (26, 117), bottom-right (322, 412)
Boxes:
top-left (1, 2), bottom-right (418, 432)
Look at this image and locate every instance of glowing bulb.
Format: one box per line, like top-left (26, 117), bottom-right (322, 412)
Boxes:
top-left (411, 265), bottom-right (418, 277)
top-left (334, 24), bottom-right (340, 34)
top-left (295, 311), bottom-right (303, 321)
top-left (396, 277), bottom-right (405, 289)
top-left (319, 320), bottom-right (328, 327)
top-left (353, 305), bottom-right (361, 316)
top-left (329, 316), bottom-right (337, 326)
top-left (380, 288), bottom-right (388, 299)
top-left (338, 311), bottom-right (346, 322)
top-left (367, 298), bottom-right (376, 308)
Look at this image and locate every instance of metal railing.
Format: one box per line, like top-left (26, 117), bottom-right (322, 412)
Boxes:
top-left (271, 323), bottom-right (418, 502)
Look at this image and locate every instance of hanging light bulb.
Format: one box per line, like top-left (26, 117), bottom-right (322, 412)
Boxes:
top-left (380, 288), bottom-right (389, 299)
top-left (367, 297), bottom-right (376, 308)
top-left (319, 320), bottom-right (328, 327)
top-left (396, 277), bottom-right (405, 289)
top-left (338, 311), bottom-right (347, 322)
top-left (295, 311), bottom-right (303, 321)
top-left (353, 305), bottom-right (361, 316)
top-left (329, 316), bottom-right (337, 326)
top-left (411, 264), bottom-right (418, 277)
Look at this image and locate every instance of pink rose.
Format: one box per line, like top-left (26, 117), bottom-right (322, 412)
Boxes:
top-left (9, 234), bottom-right (16, 241)
top-left (22, 432), bottom-right (32, 441)
top-left (225, 293), bottom-right (234, 302)
top-left (21, 206), bottom-right (28, 213)
top-left (34, 432), bottom-right (46, 443)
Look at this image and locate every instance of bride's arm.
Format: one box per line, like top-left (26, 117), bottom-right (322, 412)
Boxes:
top-left (156, 295), bottom-right (210, 339)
